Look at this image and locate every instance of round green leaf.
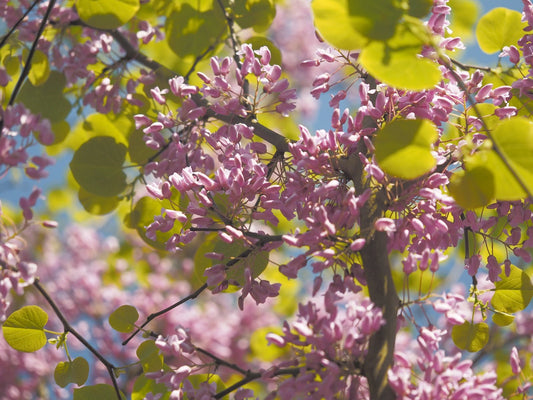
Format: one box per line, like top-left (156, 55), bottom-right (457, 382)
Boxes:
top-left (2, 305), bottom-right (48, 352)
top-left (74, 384), bottom-right (125, 400)
top-left (136, 340), bottom-right (163, 372)
top-left (165, 3), bottom-right (226, 57)
top-left (448, 165), bottom-right (494, 209)
top-left (449, 0), bottom-right (479, 41)
top-left (78, 188), bottom-right (120, 215)
top-left (492, 312), bottom-right (514, 327)
top-left (27, 49), bottom-right (50, 86)
top-left (346, 0), bottom-right (403, 41)
top-left (109, 305), bottom-right (139, 333)
top-left (359, 24), bottom-right (441, 90)
top-left (69, 136), bottom-right (127, 197)
top-left (491, 264), bottom-right (533, 314)
top-left (451, 321), bottom-right (489, 352)
top-left (374, 119), bottom-right (438, 180)
top-left (490, 118), bottom-right (533, 199)
top-left (476, 8), bottom-right (526, 54)
top-left (76, 0), bottom-right (140, 30)
top-left (233, 0), bottom-right (276, 32)
top-left (128, 130), bottom-right (157, 165)
top-left (312, 0), bottom-right (367, 50)
top-left (54, 357), bottom-right (90, 388)
top-left (18, 70), bottom-right (71, 123)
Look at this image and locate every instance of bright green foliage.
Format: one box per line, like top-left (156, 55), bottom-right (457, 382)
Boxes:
top-left (346, 0), bottom-right (403, 41)
top-left (18, 70), bottom-right (71, 124)
top-left (109, 305), bottom-right (139, 333)
top-left (67, 113), bottom-right (130, 151)
top-left (193, 233), bottom-right (270, 288)
top-left (490, 118), bottom-right (533, 198)
top-left (449, 118), bottom-right (533, 208)
top-left (491, 264), bottom-right (533, 315)
top-left (2, 305), bottom-right (48, 353)
top-left (448, 0), bottom-right (479, 41)
top-left (359, 23), bottom-right (442, 90)
top-left (165, 1), bottom-right (226, 57)
top-left (136, 340), bottom-right (164, 373)
top-left (132, 375), bottom-right (170, 400)
top-left (54, 357), bottom-right (90, 388)
top-left (231, 0), bottom-right (276, 32)
top-left (69, 136), bottom-right (128, 197)
top-left (448, 162), bottom-right (495, 209)
top-left (129, 130), bottom-right (157, 166)
top-left (492, 311), bottom-right (514, 327)
top-left (311, 0), bottom-right (367, 50)
top-left (476, 8), bottom-right (526, 54)
top-left (452, 321), bottom-right (490, 352)
top-left (73, 384), bottom-right (125, 400)
top-left (26, 50), bottom-right (50, 86)
top-left (76, 0), bottom-right (140, 30)
top-left (374, 119), bottom-right (438, 180)
top-left (249, 326), bottom-right (287, 362)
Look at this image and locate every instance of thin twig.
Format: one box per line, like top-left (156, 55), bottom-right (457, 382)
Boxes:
top-left (33, 279), bottom-right (122, 400)
top-left (0, 0), bottom-right (41, 49)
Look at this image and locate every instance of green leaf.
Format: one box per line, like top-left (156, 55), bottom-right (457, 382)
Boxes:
top-left (249, 327), bottom-right (287, 362)
top-left (136, 340), bottom-right (163, 373)
top-left (18, 70), bottom-right (71, 123)
top-left (2, 305), bottom-right (48, 352)
top-left (449, 0), bottom-right (479, 41)
top-left (78, 188), bottom-right (120, 215)
top-left (312, 0), bottom-right (367, 50)
top-left (491, 264), bottom-right (533, 314)
top-left (476, 8), bottom-right (526, 54)
top-left (132, 375), bottom-right (170, 400)
top-left (452, 321), bottom-right (489, 352)
top-left (73, 384), bottom-right (125, 400)
top-left (194, 233), bottom-right (269, 288)
top-left (346, 0), bottom-right (403, 41)
top-left (27, 50), bottom-right (50, 86)
top-left (359, 23), bottom-right (441, 90)
top-left (408, 0), bottom-right (433, 18)
top-left (128, 130), bottom-right (157, 165)
top-left (109, 305), bottom-right (139, 333)
top-left (54, 357), bottom-right (90, 388)
top-left (448, 165), bottom-right (494, 209)
top-left (492, 311), bottom-right (514, 327)
top-left (76, 0), bottom-right (140, 29)
top-left (69, 136), bottom-right (127, 197)
top-left (490, 118), bottom-right (533, 199)
top-left (165, 2), bottom-right (226, 57)
top-left (374, 119), bottom-right (438, 180)
top-left (232, 0), bottom-right (276, 32)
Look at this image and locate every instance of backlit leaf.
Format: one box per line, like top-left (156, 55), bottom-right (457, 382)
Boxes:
top-left (452, 321), bottom-right (489, 352)
top-left (132, 375), bottom-right (169, 400)
top-left (136, 340), bottom-right (163, 372)
top-left (109, 305), bottom-right (139, 333)
top-left (250, 327), bottom-right (288, 362)
top-left (346, 0), bottom-right (403, 41)
top-left (448, 166), bottom-right (494, 209)
top-left (359, 23), bottom-right (441, 90)
top-left (78, 188), bottom-right (120, 215)
top-left (312, 0), bottom-right (367, 50)
top-left (374, 119), bottom-right (438, 180)
top-left (232, 0), bottom-right (276, 32)
top-left (76, 0), bottom-right (140, 29)
top-left (54, 357), bottom-right (90, 388)
top-left (2, 305), bottom-right (48, 352)
top-left (492, 264), bottom-right (533, 314)
top-left (476, 8), bottom-right (526, 54)
top-left (69, 136), bottom-right (127, 197)
top-left (27, 50), bottom-right (50, 86)
top-left (73, 384), bottom-right (125, 400)
top-left (492, 312), bottom-right (514, 327)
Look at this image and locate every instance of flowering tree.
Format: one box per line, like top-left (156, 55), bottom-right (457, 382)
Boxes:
top-left (2, 0), bottom-right (533, 399)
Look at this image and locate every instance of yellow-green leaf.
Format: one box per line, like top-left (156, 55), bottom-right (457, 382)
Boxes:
top-left (311, 0), bottom-right (367, 50)
top-left (136, 340), bottom-right (163, 372)
top-left (232, 0), bottom-right (276, 32)
top-left (346, 0), bottom-right (403, 41)
top-left (54, 357), bottom-right (90, 388)
top-left (109, 305), bottom-right (139, 333)
top-left (76, 0), bottom-right (140, 29)
top-left (27, 50), bottom-right (50, 86)
top-left (2, 305), bottom-right (48, 352)
top-left (492, 311), bottom-right (514, 327)
top-left (69, 136), bottom-right (127, 197)
top-left (374, 119), bottom-right (438, 180)
top-left (78, 188), bottom-right (120, 215)
top-left (128, 130), bottom-right (157, 165)
top-left (476, 8), bottom-right (526, 54)
top-left (491, 264), bottom-right (533, 314)
top-left (408, 0), bottom-right (433, 18)
top-left (132, 375), bottom-right (169, 400)
top-left (250, 327), bottom-right (287, 362)
top-left (359, 23), bottom-right (441, 90)
top-left (73, 384), bottom-right (125, 400)
top-left (448, 165), bottom-right (494, 209)
top-left (451, 321), bottom-right (489, 352)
